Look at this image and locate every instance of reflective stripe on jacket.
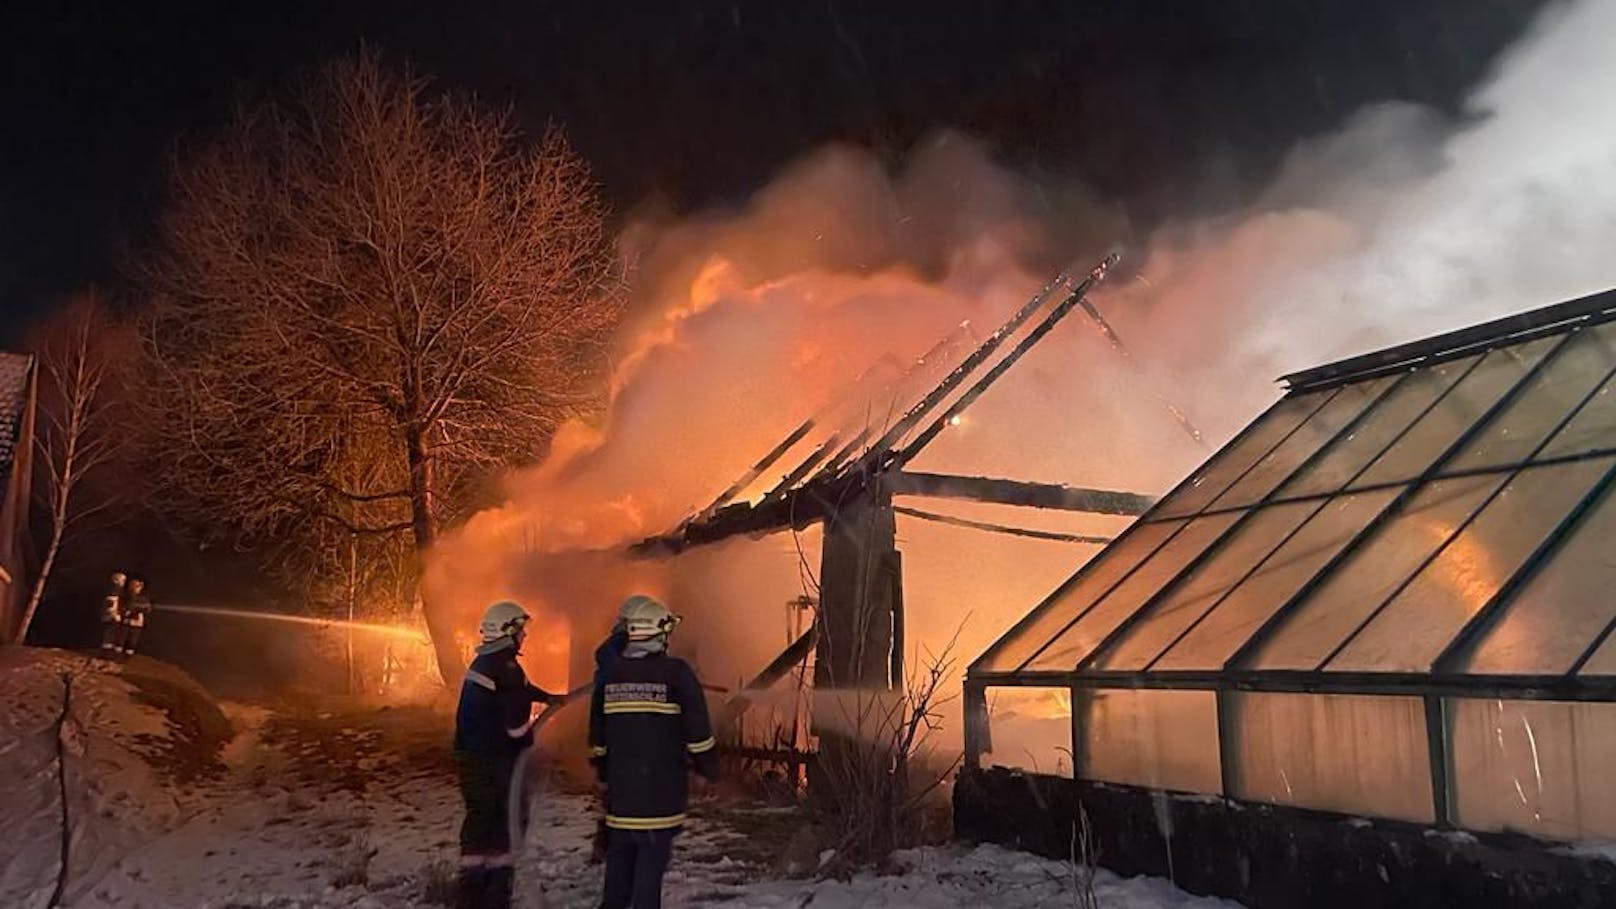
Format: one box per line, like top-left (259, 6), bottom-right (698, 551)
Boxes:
top-left (454, 648), bottom-right (553, 756)
top-left (588, 652), bottom-right (719, 829)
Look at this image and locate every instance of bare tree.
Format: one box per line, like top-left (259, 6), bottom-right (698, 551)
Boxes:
top-left (813, 634), bottom-right (962, 875)
top-left (17, 293), bottom-right (135, 641)
top-left (1067, 802), bottom-right (1101, 909)
top-left (136, 50), bottom-right (622, 683)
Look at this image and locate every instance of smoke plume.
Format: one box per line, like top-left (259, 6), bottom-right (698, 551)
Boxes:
top-left (427, 0), bottom-right (1616, 729)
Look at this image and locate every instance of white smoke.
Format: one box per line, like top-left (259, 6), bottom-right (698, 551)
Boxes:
top-left (1145, 0), bottom-right (1616, 373)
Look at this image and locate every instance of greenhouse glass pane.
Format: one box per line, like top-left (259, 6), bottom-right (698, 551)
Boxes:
top-left (1330, 458), bottom-right (1612, 673)
top-left (1157, 488), bottom-right (1401, 671)
top-left (1577, 622), bottom-right (1616, 675)
top-left (1026, 512), bottom-right (1244, 671)
top-left (1460, 480), bottom-right (1616, 676)
top-left (1349, 337), bottom-right (1557, 489)
top-left (1450, 698), bottom-right (1616, 841)
top-left (1228, 692), bottom-right (1432, 824)
top-left (1078, 688), bottom-right (1221, 794)
top-left (1445, 324), bottom-right (1616, 472)
top-left (1542, 369), bottom-right (1616, 459)
top-left (1154, 393), bottom-right (1332, 519)
top-left (978, 520), bottom-right (1186, 673)
top-left (1207, 378), bottom-right (1394, 511)
top-left (1093, 501), bottom-right (1318, 671)
top-left (981, 687), bottom-right (1073, 777)
top-left (1245, 474), bottom-right (1503, 671)
top-left (1279, 358), bottom-right (1475, 499)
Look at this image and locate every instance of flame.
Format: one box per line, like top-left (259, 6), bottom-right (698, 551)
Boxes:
top-left (610, 255), bottom-right (745, 396)
top-left (425, 137), bottom-right (1318, 708)
top-left (986, 685), bottom-right (1073, 721)
top-left (428, 19), bottom-right (1616, 729)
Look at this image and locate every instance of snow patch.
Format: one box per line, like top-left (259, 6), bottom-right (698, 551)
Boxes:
top-left (519, 791), bottom-right (1236, 909)
top-left (1422, 829), bottom-right (1480, 846)
top-left (1553, 840), bottom-right (1616, 865)
top-left (0, 647), bottom-right (224, 907)
top-left (60, 699), bottom-right (1237, 909)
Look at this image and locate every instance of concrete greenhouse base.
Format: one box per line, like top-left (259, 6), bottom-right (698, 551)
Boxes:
top-left (955, 766), bottom-right (1616, 908)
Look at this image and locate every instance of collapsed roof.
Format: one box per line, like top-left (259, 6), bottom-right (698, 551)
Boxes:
top-left (631, 253), bottom-right (1164, 556)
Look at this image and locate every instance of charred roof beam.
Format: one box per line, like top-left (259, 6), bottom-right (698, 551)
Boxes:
top-left (887, 470), bottom-right (1154, 516)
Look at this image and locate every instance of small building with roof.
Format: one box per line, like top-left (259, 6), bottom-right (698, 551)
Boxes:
top-left (0, 352), bottom-right (37, 643)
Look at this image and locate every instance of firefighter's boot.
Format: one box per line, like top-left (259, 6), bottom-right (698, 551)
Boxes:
top-left (481, 866), bottom-right (514, 909)
top-left (455, 866), bottom-right (488, 909)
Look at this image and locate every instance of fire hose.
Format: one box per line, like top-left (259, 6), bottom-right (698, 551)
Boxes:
top-left (502, 677), bottom-right (737, 868)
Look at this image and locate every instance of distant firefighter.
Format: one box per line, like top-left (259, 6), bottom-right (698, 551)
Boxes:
top-left (99, 570), bottom-right (127, 655)
top-left (117, 577), bottom-right (152, 658)
top-left (453, 601), bottom-right (558, 909)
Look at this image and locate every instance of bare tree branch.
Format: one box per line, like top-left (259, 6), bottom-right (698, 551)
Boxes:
top-left (17, 292), bottom-right (139, 641)
top-left (133, 51), bottom-right (624, 682)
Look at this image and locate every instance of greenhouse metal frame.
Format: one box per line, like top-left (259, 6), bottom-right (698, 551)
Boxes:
top-left (965, 286), bottom-right (1616, 838)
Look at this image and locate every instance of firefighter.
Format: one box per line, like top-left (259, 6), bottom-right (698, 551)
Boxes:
top-left (453, 601), bottom-right (557, 909)
top-left (118, 577), bottom-right (152, 658)
top-left (99, 571), bottom-right (127, 654)
top-left (592, 606), bottom-right (630, 687)
top-left (589, 595), bottom-right (719, 909)
top-left (589, 605), bottom-right (631, 864)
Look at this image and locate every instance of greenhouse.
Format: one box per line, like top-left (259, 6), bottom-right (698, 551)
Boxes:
top-left (962, 286), bottom-right (1616, 853)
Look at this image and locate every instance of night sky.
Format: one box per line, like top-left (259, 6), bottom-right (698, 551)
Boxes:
top-left (0, 0), bottom-right (1545, 333)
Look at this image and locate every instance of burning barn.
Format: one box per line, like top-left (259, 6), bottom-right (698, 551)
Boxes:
top-left (957, 287), bottom-right (1616, 907)
top-left (627, 254), bottom-right (1162, 777)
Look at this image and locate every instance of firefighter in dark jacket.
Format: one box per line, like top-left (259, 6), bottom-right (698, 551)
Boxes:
top-left (453, 601), bottom-right (557, 909)
top-left (118, 577), bottom-right (152, 658)
top-left (589, 595), bottom-right (718, 909)
top-left (593, 615), bottom-right (629, 688)
top-left (589, 608), bottom-right (631, 863)
top-left (99, 571), bottom-right (127, 654)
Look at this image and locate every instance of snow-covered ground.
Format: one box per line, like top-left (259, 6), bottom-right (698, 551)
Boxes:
top-left (82, 783), bottom-right (1235, 909)
top-left (523, 792), bottom-right (1233, 909)
top-left (5, 650), bottom-right (1237, 908)
top-left (0, 648), bottom-right (231, 907)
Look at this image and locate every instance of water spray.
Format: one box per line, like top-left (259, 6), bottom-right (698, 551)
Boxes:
top-left (150, 603), bottom-right (430, 643)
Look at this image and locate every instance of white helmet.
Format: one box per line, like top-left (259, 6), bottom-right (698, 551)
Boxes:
top-left (478, 601), bottom-right (531, 649)
top-left (620, 595), bottom-right (680, 642)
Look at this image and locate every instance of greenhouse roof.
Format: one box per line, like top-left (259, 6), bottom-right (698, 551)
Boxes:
top-left (972, 286), bottom-right (1616, 701)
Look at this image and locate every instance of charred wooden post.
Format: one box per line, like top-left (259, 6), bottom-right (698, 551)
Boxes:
top-left (962, 678), bottom-right (990, 771)
top-left (812, 490), bottom-right (899, 694)
top-left (888, 550), bottom-right (904, 690)
top-left (808, 488), bottom-right (902, 806)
